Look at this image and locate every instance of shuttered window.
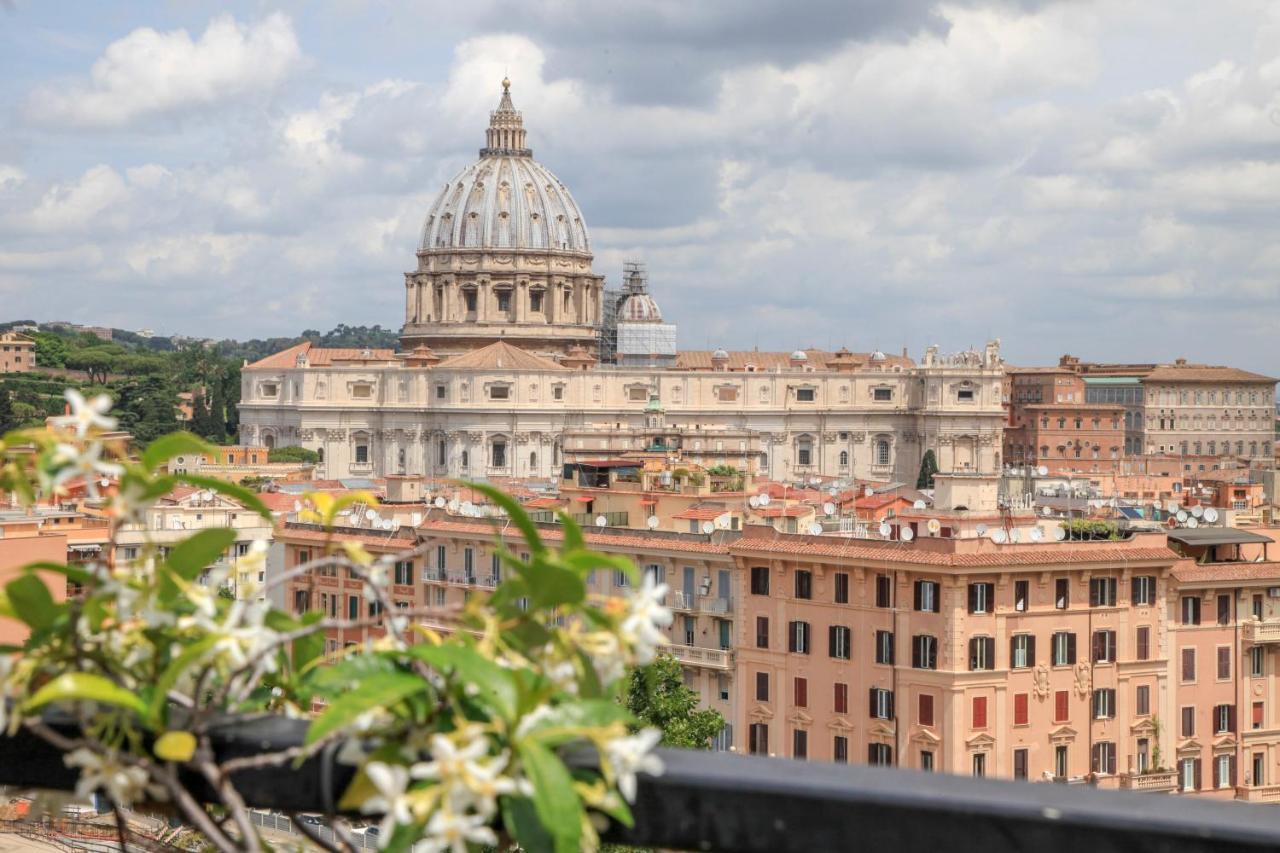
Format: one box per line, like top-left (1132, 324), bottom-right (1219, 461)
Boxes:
top-left (1054, 690), bottom-right (1070, 723)
top-left (1013, 693), bottom-right (1029, 726)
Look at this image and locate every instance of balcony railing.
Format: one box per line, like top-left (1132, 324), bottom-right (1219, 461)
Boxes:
top-left (666, 643), bottom-right (733, 670)
top-left (570, 511), bottom-right (629, 528)
top-left (1119, 770), bottom-right (1179, 793)
top-left (4, 713), bottom-right (1280, 853)
top-left (1242, 619), bottom-right (1280, 644)
top-left (669, 592), bottom-right (732, 615)
top-left (1236, 783), bottom-right (1280, 803)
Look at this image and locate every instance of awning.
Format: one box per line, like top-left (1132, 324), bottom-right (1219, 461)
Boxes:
top-left (68, 544), bottom-right (101, 552)
top-left (575, 496), bottom-right (594, 503)
top-left (1167, 528), bottom-right (1273, 547)
top-left (640, 499), bottom-right (658, 505)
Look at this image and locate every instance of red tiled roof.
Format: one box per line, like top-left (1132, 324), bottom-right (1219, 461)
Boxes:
top-left (436, 341), bottom-right (566, 371)
top-left (755, 506), bottom-right (814, 518)
top-left (1172, 562), bottom-right (1280, 584)
top-left (672, 506), bottom-right (729, 521)
top-left (674, 350), bottom-right (914, 371)
top-left (414, 518), bottom-right (732, 555)
top-left (1143, 365), bottom-right (1276, 384)
top-left (524, 497), bottom-right (564, 509)
top-left (245, 342), bottom-right (398, 370)
top-left (278, 526), bottom-right (416, 550)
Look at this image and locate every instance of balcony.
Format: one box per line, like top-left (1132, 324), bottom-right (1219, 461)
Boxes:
top-left (570, 511), bottom-right (629, 528)
top-left (669, 592), bottom-right (732, 615)
top-left (1237, 783), bottom-right (1280, 803)
top-left (426, 571), bottom-right (499, 589)
top-left (1242, 619), bottom-right (1280, 644)
top-left (666, 643), bottom-right (733, 670)
top-left (1119, 770), bottom-right (1179, 793)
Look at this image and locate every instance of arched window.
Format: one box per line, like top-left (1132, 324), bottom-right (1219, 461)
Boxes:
top-left (875, 438), bottom-right (890, 466)
top-left (461, 450), bottom-right (470, 470)
top-left (397, 448), bottom-right (406, 470)
top-left (796, 436), bottom-right (813, 467)
top-left (1040, 445), bottom-right (1049, 458)
top-left (317, 448), bottom-right (324, 463)
top-left (352, 432), bottom-right (369, 464)
top-left (839, 450), bottom-right (849, 467)
top-left (529, 451), bottom-right (537, 470)
top-left (263, 434), bottom-right (276, 450)
top-left (491, 439), bottom-right (507, 469)
top-left (437, 440), bottom-right (446, 467)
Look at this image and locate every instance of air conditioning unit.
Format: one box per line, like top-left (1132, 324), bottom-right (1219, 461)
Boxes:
top-left (1268, 587), bottom-right (1280, 599)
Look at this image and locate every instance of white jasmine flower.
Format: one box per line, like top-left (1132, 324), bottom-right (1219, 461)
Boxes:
top-left (64, 747), bottom-right (164, 807)
top-left (64, 389), bottom-right (117, 437)
top-left (50, 442), bottom-right (123, 498)
top-left (604, 728), bottom-right (664, 803)
top-left (620, 575), bottom-right (673, 664)
top-left (419, 809), bottom-right (498, 853)
top-left (410, 731), bottom-right (489, 784)
top-left (363, 563), bottom-right (391, 602)
top-left (359, 762), bottom-right (413, 841)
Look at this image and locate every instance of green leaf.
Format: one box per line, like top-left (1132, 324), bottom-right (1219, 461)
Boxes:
top-left (407, 643), bottom-right (518, 720)
top-left (465, 482), bottom-right (547, 556)
top-left (166, 528), bottom-right (236, 581)
top-left (20, 561), bottom-right (93, 586)
top-left (524, 560), bottom-right (585, 610)
top-left (501, 795), bottom-right (554, 853)
top-left (141, 432), bottom-right (216, 473)
top-left (305, 652), bottom-right (398, 698)
top-left (23, 673), bottom-right (146, 715)
top-left (517, 740), bottom-right (583, 853)
top-left (292, 611), bottom-right (325, 673)
top-left (305, 670), bottom-right (427, 745)
top-left (5, 574), bottom-right (58, 631)
top-left (148, 636), bottom-right (218, 724)
top-left (172, 473), bottom-right (273, 521)
top-left (522, 700), bottom-right (633, 747)
top-left (556, 511), bottom-right (584, 554)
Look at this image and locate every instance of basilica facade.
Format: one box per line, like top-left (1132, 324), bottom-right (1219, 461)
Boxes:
top-left (238, 81), bottom-right (1007, 484)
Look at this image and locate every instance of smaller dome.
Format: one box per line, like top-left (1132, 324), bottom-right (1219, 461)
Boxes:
top-left (712, 348), bottom-right (729, 360)
top-left (791, 350), bottom-right (808, 361)
top-left (618, 293), bottom-right (663, 323)
top-left (871, 350), bottom-right (887, 361)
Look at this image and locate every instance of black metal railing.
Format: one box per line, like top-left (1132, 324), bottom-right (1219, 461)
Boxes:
top-left (4, 714), bottom-right (1280, 852)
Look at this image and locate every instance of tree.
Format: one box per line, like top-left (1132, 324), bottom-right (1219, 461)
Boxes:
top-left (32, 332), bottom-right (69, 368)
top-left (0, 383), bottom-right (16, 434)
top-left (623, 653), bottom-right (724, 749)
top-left (268, 445), bottom-right (320, 464)
top-left (66, 349), bottom-right (116, 384)
top-left (916, 449), bottom-right (939, 489)
top-left (115, 376), bottom-right (180, 445)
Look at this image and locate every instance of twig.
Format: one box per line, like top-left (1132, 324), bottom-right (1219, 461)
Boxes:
top-left (287, 812), bottom-right (346, 853)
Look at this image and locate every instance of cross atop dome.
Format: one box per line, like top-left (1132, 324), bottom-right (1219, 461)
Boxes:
top-left (481, 77), bottom-right (531, 158)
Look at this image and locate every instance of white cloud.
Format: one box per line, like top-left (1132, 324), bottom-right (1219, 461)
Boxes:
top-left (25, 165), bottom-right (129, 232)
top-left (26, 13), bottom-right (302, 128)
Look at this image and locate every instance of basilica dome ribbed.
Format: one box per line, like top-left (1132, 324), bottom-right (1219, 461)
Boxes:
top-left (418, 80), bottom-right (590, 254)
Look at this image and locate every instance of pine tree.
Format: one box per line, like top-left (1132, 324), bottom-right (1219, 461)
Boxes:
top-left (208, 372), bottom-right (228, 441)
top-left (917, 449), bottom-right (939, 489)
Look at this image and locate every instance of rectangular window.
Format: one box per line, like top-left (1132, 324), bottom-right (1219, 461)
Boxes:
top-left (393, 560), bottom-right (413, 585)
top-left (1218, 594), bottom-right (1232, 626)
top-left (756, 672), bottom-right (769, 702)
top-left (1055, 746), bottom-right (1069, 779)
top-left (1180, 758), bottom-right (1198, 792)
top-left (1054, 690), bottom-right (1070, 723)
top-left (792, 729), bottom-right (808, 759)
top-left (1214, 754), bottom-right (1235, 789)
top-left (1014, 748), bottom-right (1029, 781)
top-left (1136, 626), bottom-right (1150, 661)
top-left (868, 743), bottom-right (893, 766)
top-left (1092, 688), bottom-right (1116, 720)
top-left (1181, 706), bottom-right (1195, 738)
top-left (1214, 703), bottom-right (1235, 734)
top-left (921, 751), bottom-right (935, 772)
top-left (1010, 633), bottom-right (1035, 669)
top-left (750, 566), bottom-right (769, 595)
top-left (869, 688), bottom-right (894, 720)
top-left (794, 677), bottom-right (808, 709)
top-left (1014, 580), bottom-right (1028, 612)
top-left (912, 635), bottom-right (938, 669)
top-left (1089, 577), bottom-right (1117, 607)
top-left (834, 572), bottom-right (850, 604)
top-left (834, 682), bottom-right (848, 715)
top-left (1136, 684), bottom-right (1150, 716)
top-left (833, 736), bottom-right (848, 764)
top-left (874, 630), bottom-right (894, 665)
top-left (796, 387), bottom-right (816, 402)
top-left (914, 580), bottom-right (939, 613)
top-left (1131, 575), bottom-right (1156, 606)
top-left (1254, 701), bottom-right (1265, 730)
top-left (874, 574), bottom-right (891, 608)
top-left (967, 696), bottom-right (988, 727)
top-left (918, 694), bottom-right (934, 727)
top-left (1091, 742), bottom-right (1117, 776)
top-left (1052, 631), bottom-right (1077, 666)
top-left (1092, 630), bottom-right (1117, 663)
top-left (1055, 578), bottom-right (1069, 609)
top-left (1181, 648), bottom-right (1196, 682)
top-left (1252, 646), bottom-right (1265, 678)
top-left (1182, 596), bottom-right (1201, 625)
top-left (968, 582), bottom-right (994, 614)
top-left (788, 621), bottom-right (811, 655)
top-left (794, 570), bottom-right (812, 600)
top-left (1013, 693), bottom-right (1029, 726)
top-left (873, 388), bottom-right (893, 402)
top-left (972, 753), bottom-right (987, 778)
top-left (828, 625), bottom-right (851, 660)
top-left (1218, 646), bottom-right (1231, 680)
top-left (755, 616), bottom-right (769, 649)
top-left (749, 723), bottom-right (768, 756)
top-left (969, 636), bottom-right (995, 671)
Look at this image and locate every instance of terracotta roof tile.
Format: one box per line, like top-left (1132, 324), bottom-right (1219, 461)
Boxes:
top-left (1143, 365), bottom-right (1276, 384)
top-left (245, 342), bottom-right (398, 370)
top-left (436, 341), bottom-right (566, 371)
top-left (674, 350), bottom-right (913, 371)
top-left (278, 525), bottom-right (417, 550)
top-left (1172, 562), bottom-right (1280, 584)
top-left (413, 518), bottom-right (733, 555)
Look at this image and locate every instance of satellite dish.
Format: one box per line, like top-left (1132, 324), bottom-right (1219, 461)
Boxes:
top-left (748, 495), bottom-right (760, 508)
top-left (758, 493), bottom-right (772, 507)
top-left (1037, 466), bottom-right (1048, 476)
top-left (927, 518), bottom-right (941, 534)
top-left (1152, 499), bottom-right (1163, 511)
top-left (1176, 510), bottom-right (1188, 523)
top-left (878, 522), bottom-right (891, 538)
top-left (1168, 501), bottom-right (1179, 512)
top-left (1204, 507), bottom-right (1219, 523)
top-left (596, 515), bottom-right (609, 528)
top-left (1041, 506), bottom-right (1051, 517)
top-left (701, 520), bottom-right (715, 534)
top-left (715, 513), bottom-right (732, 529)
top-left (447, 499), bottom-right (460, 512)
top-left (913, 500), bottom-right (927, 510)
top-left (823, 502), bottom-right (837, 516)
top-left (808, 523), bottom-right (824, 536)
top-left (1030, 527), bottom-right (1044, 542)
top-left (975, 523), bottom-right (988, 536)
top-left (1009, 528), bottom-right (1021, 543)
top-left (365, 509), bottom-right (378, 521)
top-left (864, 486), bottom-right (875, 498)
top-left (646, 516), bottom-right (660, 529)
top-left (1187, 517), bottom-right (1199, 529)
top-left (434, 496), bottom-right (446, 508)
top-left (809, 477), bottom-right (822, 486)
top-left (460, 501), bottom-right (475, 514)
top-left (991, 529), bottom-right (1007, 544)
top-left (1053, 526), bottom-right (1066, 541)
top-left (1191, 505), bottom-right (1204, 519)
top-left (901, 527), bottom-right (915, 542)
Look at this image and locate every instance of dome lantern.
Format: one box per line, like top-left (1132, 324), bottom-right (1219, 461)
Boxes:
top-left (482, 77), bottom-right (531, 158)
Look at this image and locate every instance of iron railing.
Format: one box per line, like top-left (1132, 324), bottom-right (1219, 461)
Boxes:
top-left (4, 714), bottom-right (1280, 852)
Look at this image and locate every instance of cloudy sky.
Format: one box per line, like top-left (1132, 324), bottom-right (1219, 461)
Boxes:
top-left (2, 1), bottom-right (1279, 369)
